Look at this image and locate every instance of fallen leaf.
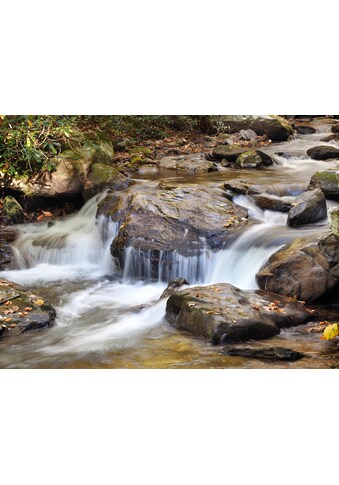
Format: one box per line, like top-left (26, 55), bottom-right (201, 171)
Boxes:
top-left (321, 323), bottom-right (339, 341)
top-left (33, 299), bottom-right (45, 306)
top-left (24, 307), bottom-right (33, 312)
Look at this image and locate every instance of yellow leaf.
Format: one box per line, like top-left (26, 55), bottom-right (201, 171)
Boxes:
top-left (322, 323), bottom-right (339, 340)
top-left (34, 299), bottom-right (45, 306)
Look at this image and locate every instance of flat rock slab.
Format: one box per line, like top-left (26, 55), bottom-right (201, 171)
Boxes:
top-left (252, 194), bottom-right (294, 212)
top-left (0, 279), bottom-right (56, 339)
top-left (165, 283), bottom-right (317, 344)
top-left (222, 346), bottom-right (305, 362)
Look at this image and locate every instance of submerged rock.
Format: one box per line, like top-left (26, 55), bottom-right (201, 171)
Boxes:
top-left (158, 154), bottom-right (217, 173)
top-left (287, 188), bottom-right (327, 227)
top-left (307, 145), bottom-right (339, 160)
top-left (223, 346), bottom-right (305, 362)
top-left (223, 180), bottom-right (266, 196)
top-left (319, 133), bottom-right (339, 142)
top-left (309, 170), bottom-right (339, 199)
top-left (219, 115), bottom-right (293, 142)
top-left (165, 283), bottom-right (317, 344)
top-left (0, 278), bottom-right (56, 339)
top-left (295, 125), bottom-right (316, 135)
top-left (256, 232), bottom-right (339, 303)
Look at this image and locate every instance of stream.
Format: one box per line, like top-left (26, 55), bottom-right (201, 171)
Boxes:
top-left (1, 120), bottom-right (339, 368)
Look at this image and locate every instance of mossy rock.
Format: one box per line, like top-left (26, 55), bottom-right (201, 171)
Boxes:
top-left (235, 150), bottom-right (263, 169)
top-left (309, 170), bottom-right (339, 199)
top-left (82, 163), bottom-right (131, 201)
top-left (2, 196), bottom-right (24, 224)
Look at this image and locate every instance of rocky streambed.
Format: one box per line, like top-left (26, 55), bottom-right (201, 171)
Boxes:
top-left (1, 116), bottom-right (339, 368)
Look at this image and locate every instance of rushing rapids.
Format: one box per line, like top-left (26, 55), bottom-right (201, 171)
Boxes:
top-left (1, 120), bottom-right (339, 368)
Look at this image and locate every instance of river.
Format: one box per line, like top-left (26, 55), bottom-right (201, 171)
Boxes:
top-left (1, 120), bottom-right (339, 368)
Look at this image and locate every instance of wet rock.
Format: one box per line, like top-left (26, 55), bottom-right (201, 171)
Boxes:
top-left (82, 163), bottom-right (131, 201)
top-left (307, 145), bottom-right (339, 161)
top-left (0, 278), bottom-right (56, 339)
top-left (160, 278), bottom-right (190, 299)
top-left (256, 232), bottom-right (339, 303)
top-left (223, 180), bottom-right (266, 196)
top-left (235, 151), bottom-right (263, 169)
top-left (219, 115), bottom-right (293, 142)
top-left (332, 124), bottom-right (339, 133)
top-left (329, 208), bottom-right (339, 237)
top-left (165, 283), bottom-right (317, 344)
top-left (309, 170), bottom-right (339, 199)
top-left (235, 150), bottom-right (274, 169)
top-left (0, 228), bottom-right (16, 271)
top-left (295, 125), bottom-right (316, 135)
top-left (223, 346), bottom-right (305, 362)
top-left (213, 145), bottom-right (248, 163)
top-left (287, 188), bottom-right (327, 227)
top-left (252, 194), bottom-right (294, 212)
top-left (1, 196), bottom-right (24, 224)
top-left (319, 133), bottom-right (339, 142)
top-left (98, 183), bottom-right (252, 277)
top-left (157, 154), bottom-right (217, 173)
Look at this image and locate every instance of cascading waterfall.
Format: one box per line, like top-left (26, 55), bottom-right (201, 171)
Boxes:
top-left (7, 191), bottom-right (120, 284)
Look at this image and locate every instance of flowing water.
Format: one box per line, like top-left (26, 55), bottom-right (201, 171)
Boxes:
top-left (1, 120), bottom-right (339, 368)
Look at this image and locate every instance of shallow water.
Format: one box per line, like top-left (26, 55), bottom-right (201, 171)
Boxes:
top-left (1, 120), bottom-right (339, 368)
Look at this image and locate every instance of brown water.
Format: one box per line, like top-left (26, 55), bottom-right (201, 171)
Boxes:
top-left (1, 120), bottom-right (339, 369)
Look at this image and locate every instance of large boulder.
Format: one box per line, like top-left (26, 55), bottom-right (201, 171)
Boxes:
top-left (158, 154), bottom-right (217, 173)
top-left (82, 163), bottom-right (131, 201)
top-left (309, 170), bottom-right (339, 199)
top-left (7, 134), bottom-right (115, 199)
top-left (287, 189), bottom-right (327, 227)
top-left (307, 145), bottom-right (339, 160)
top-left (256, 232), bottom-right (339, 303)
top-left (219, 115), bottom-right (293, 142)
top-left (165, 283), bottom-right (317, 344)
top-left (0, 278), bottom-right (56, 339)
top-left (98, 183), bottom-right (252, 278)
